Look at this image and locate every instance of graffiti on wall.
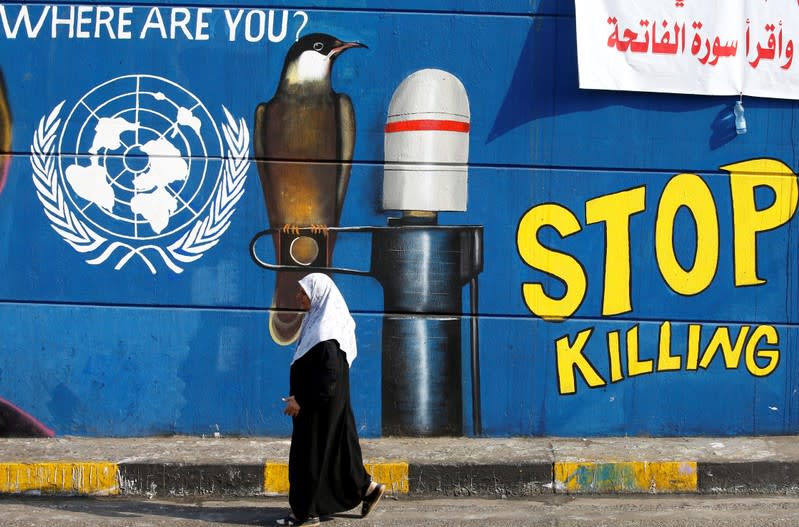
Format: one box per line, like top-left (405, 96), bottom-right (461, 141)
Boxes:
top-left (375, 69), bottom-right (482, 437)
top-left (30, 75), bottom-right (250, 273)
top-left (518, 157), bottom-right (793, 395)
top-left (250, 31), bottom-right (484, 435)
top-left (2, 1), bottom-right (798, 438)
top-left (0, 68), bottom-right (10, 193)
top-left (254, 33), bottom-right (363, 345)
top-left (0, 397), bottom-right (53, 437)
top-left (0, 5), bottom-right (311, 44)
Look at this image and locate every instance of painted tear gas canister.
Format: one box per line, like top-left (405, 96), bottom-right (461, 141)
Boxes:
top-left (383, 68), bottom-right (470, 213)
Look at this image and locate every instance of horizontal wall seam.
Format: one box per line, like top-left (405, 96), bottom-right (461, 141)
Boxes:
top-left (2, 151), bottom-right (752, 177)
top-left (1, 301), bottom-right (796, 329)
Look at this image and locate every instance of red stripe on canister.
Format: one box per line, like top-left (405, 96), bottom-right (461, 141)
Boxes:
top-left (385, 119), bottom-right (470, 133)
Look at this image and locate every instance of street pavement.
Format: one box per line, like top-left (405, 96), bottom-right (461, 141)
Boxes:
top-left (4, 495), bottom-right (799, 526)
top-left (1, 435), bottom-right (799, 497)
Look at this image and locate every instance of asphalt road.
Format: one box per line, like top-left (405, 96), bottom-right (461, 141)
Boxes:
top-left (2, 495), bottom-right (799, 526)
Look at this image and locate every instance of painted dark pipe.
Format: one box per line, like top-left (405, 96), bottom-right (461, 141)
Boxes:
top-left (470, 277), bottom-right (482, 436)
top-left (370, 225), bottom-right (482, 436)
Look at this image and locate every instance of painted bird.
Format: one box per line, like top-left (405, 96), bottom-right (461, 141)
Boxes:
top-left (0, 69), bottom-right (11, 194)
top-left (254, 33), bottom-right (366, 345)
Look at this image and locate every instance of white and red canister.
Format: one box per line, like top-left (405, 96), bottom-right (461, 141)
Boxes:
top-left (383, 69), bottom-right (470, 212)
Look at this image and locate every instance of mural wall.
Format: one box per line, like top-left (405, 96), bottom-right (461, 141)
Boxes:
top-left (1, 0), bottom-right (798, 437)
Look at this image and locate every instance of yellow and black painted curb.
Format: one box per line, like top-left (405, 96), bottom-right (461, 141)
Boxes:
top-left (554, 461), bottom-right (697, 493)
top-left (0, 462), bottom-right (120, 496)
top-left (0, 460), bottom-right (790, 496)
top-left (0, 461), bottom-right (411, 497)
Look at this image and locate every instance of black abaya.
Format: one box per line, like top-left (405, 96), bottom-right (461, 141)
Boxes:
top-left (288, 339), bottom-right (370, 520)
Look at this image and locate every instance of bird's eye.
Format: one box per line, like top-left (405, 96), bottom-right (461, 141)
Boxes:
top-left (313, 42), bottom-right (324, 52)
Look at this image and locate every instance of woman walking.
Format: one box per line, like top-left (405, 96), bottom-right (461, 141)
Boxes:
top-left (277, 273), bottom-right (386, 526)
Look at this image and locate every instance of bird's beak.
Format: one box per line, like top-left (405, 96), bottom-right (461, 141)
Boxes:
top-left (330, 41), bottom-right (368, 56)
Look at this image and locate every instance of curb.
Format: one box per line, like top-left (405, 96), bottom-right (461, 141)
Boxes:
top-left (2, 460), bottom-right (798, 497)
top-left (0, 461), bottom-right (411, 497)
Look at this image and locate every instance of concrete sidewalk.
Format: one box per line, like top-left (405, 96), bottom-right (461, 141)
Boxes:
top-left (1, 436), bottom-right (798, 497)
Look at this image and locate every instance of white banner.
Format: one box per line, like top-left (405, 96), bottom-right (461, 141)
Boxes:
top-left (575, 0), bottom-right (799, 99)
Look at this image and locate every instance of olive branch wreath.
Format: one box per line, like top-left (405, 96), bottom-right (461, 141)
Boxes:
top-left (31, 102), bottom-right (249, 274)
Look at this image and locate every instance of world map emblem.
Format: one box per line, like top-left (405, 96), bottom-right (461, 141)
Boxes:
top-left (31, 74), bottom-right (250, 273)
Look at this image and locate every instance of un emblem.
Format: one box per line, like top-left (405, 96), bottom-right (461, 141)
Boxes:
top-left (31, 74), bottom-right (249, 273)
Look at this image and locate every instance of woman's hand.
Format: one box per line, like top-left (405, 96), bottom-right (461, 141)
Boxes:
top-left (282, 396), bottom-right (300, 417)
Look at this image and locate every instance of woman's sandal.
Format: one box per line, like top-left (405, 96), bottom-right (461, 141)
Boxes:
top-left (275, 514), bottom-right (320, 526)
top-left (361, 482), bottom-right (387, 518)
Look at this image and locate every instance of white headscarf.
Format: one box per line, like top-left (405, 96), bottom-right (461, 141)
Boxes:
top-left (292, 273), bottom-right (358, 367)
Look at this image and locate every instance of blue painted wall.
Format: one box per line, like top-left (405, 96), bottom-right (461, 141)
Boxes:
top-left (0, 1), bottom-right (797, 437)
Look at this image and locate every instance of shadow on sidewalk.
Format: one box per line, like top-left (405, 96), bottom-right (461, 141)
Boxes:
top-left (0, 495), bottom-right (286, 526)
